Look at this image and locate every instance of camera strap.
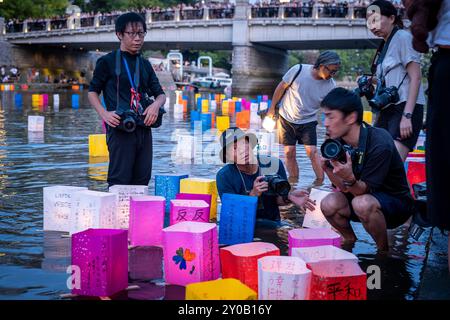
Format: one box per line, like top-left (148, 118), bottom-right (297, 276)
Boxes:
top-left (276, 64), bottom-right (303, 117)
top-left (115, 50), bottom-right (141, 114)
top-left (353, 123), bottom-right (369, 180)
top-left (370, 26), bottom-right (400, 76)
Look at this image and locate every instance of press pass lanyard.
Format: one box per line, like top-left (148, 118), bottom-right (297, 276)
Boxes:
top-left (122, 55), bottom-right (141, 113)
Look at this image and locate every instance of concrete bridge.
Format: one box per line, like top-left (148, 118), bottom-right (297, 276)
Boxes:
top-left (0, 1), bottom-right (382, 95)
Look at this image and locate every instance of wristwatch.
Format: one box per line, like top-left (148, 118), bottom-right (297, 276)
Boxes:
top-left (402, 112), bottom-right (412, 119)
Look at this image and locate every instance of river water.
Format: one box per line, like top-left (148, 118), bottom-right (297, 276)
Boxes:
top-left (0, 89), bottom-right (429, 300)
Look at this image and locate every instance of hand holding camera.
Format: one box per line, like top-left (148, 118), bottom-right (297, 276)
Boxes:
top-left (250, 176), bottom-right (269, 197)
top-left (102, 110), bottom-right (121, 128)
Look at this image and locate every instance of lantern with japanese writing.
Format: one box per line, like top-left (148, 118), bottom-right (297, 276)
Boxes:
top-left (71, 229), bottom-right (128, 297)
top-left (28, 115), bottom-right (45, 132)
top-left (179, 178), bottom-right (218, 220)
top-left (175, 193), bottom-right (212, 213)
top-left (162, 221), bottom-right (220, 286)
top-left (70, 190), bottom-right (117, 235)
top-left (218, 193), bottom-right (258, 245)
top-left (291, 245), bottom-right (358, 264)
top-left (186, 278), bottom-right (257, 300)
top-left (155, 174), bottom-right (189, 212)
top-left (129, 246), bottom-right (163, 281)
top-left (302, 188), bottom-right (333, 229)
top-left (129, 196), bottom-right (165, 246)
top-left (109, 185), bottom-right (148, 229)
top-left (170, 199), bottom-right (210, 225)
top-left (43, 185), bottom-right (88, 232)
top-left (258, 256), bottom-right (312, 300)
top-left (288, 228), bottom-right (341, 255)
top-left (220, 242), bottom-right (279, 292)
top-left (308, 260), bottom-right (367, 300)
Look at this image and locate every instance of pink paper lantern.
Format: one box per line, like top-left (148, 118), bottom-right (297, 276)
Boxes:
top-left (129, 246), bottom-right (163, 281)
top-left (175, 193), bottom-right (212, 213)
top-left (71, 229), bottom-right (128, 297)
top-left (169, 199), bottom-right (210, 225)
top-left (129, 196), bottom-right (165, 246)
top-left (288, 228), bottom-right (341, 255)
top-left (220, 242), bottom-right (279, 292)
top-left (162, 221), bottom-right (220, 286)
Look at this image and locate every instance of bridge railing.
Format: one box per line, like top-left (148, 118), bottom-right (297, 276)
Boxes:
top-left (209, 8), bottom-right (234, 19)
top-left (180, 9), bottom-right (204, 21)
top-left (80, 17), bottom-right (95, 28)
top-left (151, 10), bottom-right (176, 22)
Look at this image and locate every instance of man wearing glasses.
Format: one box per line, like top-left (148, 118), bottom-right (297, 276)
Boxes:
top-left (267, 51), bottom-right (341, 186)
top-left (88, 12), bottom-right (166, 187)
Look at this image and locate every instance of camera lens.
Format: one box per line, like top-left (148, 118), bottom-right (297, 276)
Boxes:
top-left (321, 139), bottom-right (342, 160)
top-left (123, 117), bottom-right (136, 133)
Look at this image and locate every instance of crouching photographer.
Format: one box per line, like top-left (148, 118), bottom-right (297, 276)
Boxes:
top-left (88, 13), bottom-right (166, 187)
top-left (216, 127), bottom-right (315, 222)
top-left (319, 88), bottom-right (416, 251)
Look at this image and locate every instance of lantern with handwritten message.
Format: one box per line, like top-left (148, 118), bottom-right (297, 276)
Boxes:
top-left (302, 188), bottom-right (333, 229)
top-left (179, 178), bottom-right (218, 220)
top-left (28, 115), bottom-right (45, 132)
top-left (220, 242), bottom-right (279, 292)
top-left (109, 185), bottom-right (148, 229)
top-left (129, 246), bottom-right (163, 281)
top-left (129, 196), bottom-right (165, 246)
top-left (170, 200), bottom-right (210, 225)
top-left (43, 185), bottom-right (88, 232)
top-left (175, 193), bottom-right (212, 214)
top-left (155, 174), bottom-right (189, 212)
top-left (186, 278), bottom-right (257, 300)
top-left (70, 190), bottom-right (117, 235)
top-left (162, 221), bottom-right (220, 286)
top-left (71, 229), bottom-right (128, 297)
top-left (258, 256), bottom-right (312, 300)
top-left (291, 245), bottom-right (358, 264)
top-left (218, 193), bottom-right (258, 245)
top-left (250, 102), bottom-right (261, 126)
top-left (288, 228), bottom-right (341, 255)
top-left (308, 260), bottom-right (367, 300)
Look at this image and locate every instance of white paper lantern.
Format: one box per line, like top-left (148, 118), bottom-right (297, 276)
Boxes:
top-left (176, 134), bottom-right (195, 160)
top-left (108, 185), bottom-right (148, 229)
top-left (53, 94), bottom-right (60, 107)
top-left (70, 190), bottom-right (117, 234)
top-left (43, 186), bottom-right (88, 232)
top-left (28, 115), bottom-right (45, 132)
top-left (291, 245), bottom-right (358, 264)
top-left (302, 188), bottom-right (333, 229)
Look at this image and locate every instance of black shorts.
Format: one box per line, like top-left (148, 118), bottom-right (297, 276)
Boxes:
top-left (277, 116), bottom-right (317, 146)
top-left (344, 192), bottom-right (414, 229)
top-left (374, 102), bottom-right (424, 151)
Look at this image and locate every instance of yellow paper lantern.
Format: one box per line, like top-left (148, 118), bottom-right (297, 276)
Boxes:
top-left (180, 178), bottom-right (218, 220)
top-left (363, 111), bottom-right (373, 125)
top-left (201, 100), bottom-right (209, 113)
top-left (89, 134), bottom-right (109, 157)
top-left (216, 116), bottom-right (230, 132)
top-left (186, 278), bottom-right (257, 300)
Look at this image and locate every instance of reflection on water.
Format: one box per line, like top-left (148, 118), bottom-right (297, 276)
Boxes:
top-left (0, 91), bottom-right (428, 300)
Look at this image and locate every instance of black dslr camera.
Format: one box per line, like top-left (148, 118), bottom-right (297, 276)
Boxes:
top-left (353, 75), bottom-right (374, 100)
top-left (368, 79), bottom-right (400, 112)
top-left (321, 139), bottom-right (357, 164)
top-left (116, 93), bottom-right (166, 133)
top-left (263, 174), bottom-right (291, 198)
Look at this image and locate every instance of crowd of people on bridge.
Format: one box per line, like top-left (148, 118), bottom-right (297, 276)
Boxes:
top-left (4, 0), bottom-right (406, 33)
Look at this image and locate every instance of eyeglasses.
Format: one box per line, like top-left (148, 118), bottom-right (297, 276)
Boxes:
top-left (123, 31), bottom-right (147, 39)
top-left (324, 65), bottom-right (339, 76)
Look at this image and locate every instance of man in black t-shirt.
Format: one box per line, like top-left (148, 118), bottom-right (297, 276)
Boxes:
top-left (319, 88), bottom-right (415, 251)
top-left (88, 13), bottom-right (166, 187)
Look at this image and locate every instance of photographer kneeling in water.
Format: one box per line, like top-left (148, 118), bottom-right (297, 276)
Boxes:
top-left (319, 88), bottom-right (416, 251)
top-left (216, 127), bottom-right (315, 222)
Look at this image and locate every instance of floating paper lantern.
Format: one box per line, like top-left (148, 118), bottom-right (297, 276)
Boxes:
top-left (28, 115), bottom-right (45, 132)
top-left (175, 193), bottom-right (212, 213)
top-left (170, 199), bottom-right (210, 225)
top-left (363, 111), bottom-right (373, 125)
top-left (302, 188), bottom-right (333, 229)
top-left (258, 256), bottom-right (312, 300)
top-left (72, 94), bottom-right (79, 108)
top-left (308, 260), bottom-right (367, 300)
top-left (180, 178), bottom-right (218, 220)
top-left (405, 159), bottom-right (426, 197)
top-left (186, 278), bottom-right (257, 300)
top-left (217, 116), bottom-right (230, 132)
top-left (43, 185), bottom-right (88, 232)
top-left (108, 185), bottom-right (148, 229)
top-left (70, 190), bottom-right (117, 235)
top-left (129, 246), bottom-right (163, 281)
top-left (291, 245), bottom-right (358, 264)
top-left (88, 134), bottom-right (109, 157)
top-left (162, 221), bottom-right (220, 286)
top-left (236, 111), bottom-right (250, 129)
top-left (14, 93), bottom-right (23, 107)
top-left (220, 242), bottom-right (279, 292)
top-left (129, 195), bottom-right (165, 246)
top-left (53, 94), bottom-right (60, 107)
top-left (155, 174), bottom-right (189, 212)
top-left (71, 229), bottom-right (128, 297)
top-left (219, 193), bottom-right (258, 245)
top-left (201, 100), bottom-right (209, 113)
top-left (175, 134), bottom-right (195, 159)
top-left (288, 228), bottom-right (341, 255)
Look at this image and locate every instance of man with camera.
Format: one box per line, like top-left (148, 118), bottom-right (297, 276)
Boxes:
top-left (266, 51), bottom-right (340, 185)
top-left (88, 12), bottom-right (166, 187)
top-left (216, 127), bottom-right (315, 222)
top-left (319, 88), bottom-right (416, 251)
